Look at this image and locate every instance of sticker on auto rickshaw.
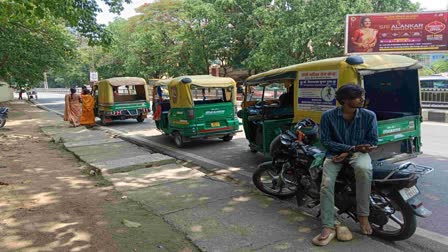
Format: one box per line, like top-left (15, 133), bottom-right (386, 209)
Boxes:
top-left (298, 71), bottom-right (339, 112)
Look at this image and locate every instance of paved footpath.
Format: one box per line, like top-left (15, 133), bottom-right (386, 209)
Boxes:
top-left (31, 102), bottom-right (447, 251)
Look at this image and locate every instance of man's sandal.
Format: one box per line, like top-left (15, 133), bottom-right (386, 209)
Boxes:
top-left (336, 225), bottom-right (353, 241)
top-left (312, 230), bottom-right (336, 246)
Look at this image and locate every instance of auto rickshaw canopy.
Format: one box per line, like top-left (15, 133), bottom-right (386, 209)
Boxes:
top-left (94, 77), bottom-right (150, 105)
top-left (156, 75), bottom-right (237, 108)
top-left (246, 55), bottom-right (421, 85)
top-left (244, 54), bottom-right (422, 124)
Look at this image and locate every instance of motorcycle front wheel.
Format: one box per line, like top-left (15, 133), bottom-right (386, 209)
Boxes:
top-left (370, 191), bottom-right (417, 241)
top-left (252, 161), bottom-right (297, 199)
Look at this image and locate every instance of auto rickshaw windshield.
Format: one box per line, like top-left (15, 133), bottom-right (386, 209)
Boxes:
top-left (248, 83), bottom-right (288, 102)
top-left (191, 85), bottom-right (234, 104)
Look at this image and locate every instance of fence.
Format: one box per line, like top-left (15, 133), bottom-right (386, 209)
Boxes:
top-left (421, 89), bottom-right (448, 108)
top-left (35, 88), bottom-right (82, 94)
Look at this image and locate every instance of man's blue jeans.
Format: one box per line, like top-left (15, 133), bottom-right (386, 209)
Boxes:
top-left (320, 152), bottom-right (373, 228)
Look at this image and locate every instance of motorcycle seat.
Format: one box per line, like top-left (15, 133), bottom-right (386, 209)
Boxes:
top-left (372, 161), bottom-right (413, 180)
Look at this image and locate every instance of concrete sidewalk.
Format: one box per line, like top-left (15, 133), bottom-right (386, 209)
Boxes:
top-left (30, 103), bottom-right (446, 251)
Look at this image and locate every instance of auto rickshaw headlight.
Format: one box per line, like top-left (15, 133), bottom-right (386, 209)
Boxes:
top-left (346, 55), bottom-right (364, 65)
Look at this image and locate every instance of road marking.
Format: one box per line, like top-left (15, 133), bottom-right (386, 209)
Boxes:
top-left (35, 98), bottom-right (448, 245)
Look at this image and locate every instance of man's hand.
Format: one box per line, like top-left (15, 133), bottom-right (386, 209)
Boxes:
top-left (332, 152), bottom-right (349, 163)
top-left (354, 144), bottom-right (377, 153)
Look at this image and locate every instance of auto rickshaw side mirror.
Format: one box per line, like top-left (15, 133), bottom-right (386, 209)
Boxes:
top-left (181, 78), bottom-right (192, 84)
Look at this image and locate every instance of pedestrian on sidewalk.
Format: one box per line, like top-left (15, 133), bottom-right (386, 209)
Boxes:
top-left (64, 87), bottom-right (81, 127)
top-left (312, 84), bottom-right (378, 246)
top-left (80, 88), bottom-right (95, 127)
top-left (18, 89), bottom-right (23, 100)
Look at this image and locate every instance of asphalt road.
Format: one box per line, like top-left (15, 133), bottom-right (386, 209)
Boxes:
top-left (32, 92), bottom-right (448, 238)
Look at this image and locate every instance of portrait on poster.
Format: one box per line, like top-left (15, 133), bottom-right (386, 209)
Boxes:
top-left (346, 12), bottom-right (448, 54)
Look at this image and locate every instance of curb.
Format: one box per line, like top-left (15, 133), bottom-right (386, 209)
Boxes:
top-left (422, 109), bottom-right (448, 123)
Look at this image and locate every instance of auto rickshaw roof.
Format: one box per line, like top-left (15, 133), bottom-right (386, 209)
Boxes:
top-left (160, 75), bottom-right (236, 88)
top-left (98, 77), bottom-right (147, 87)
top-left (245, 55), bottom-right (420, 85)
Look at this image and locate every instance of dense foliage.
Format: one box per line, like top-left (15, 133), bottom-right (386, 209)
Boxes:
top-left (0, 0), bottom-right (129, 87)
top-left (93, 0), bottom-right (419, 80)
top-left (1, 0), bottom-right (424, 87)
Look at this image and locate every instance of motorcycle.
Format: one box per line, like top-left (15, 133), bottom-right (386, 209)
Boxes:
top-left (0, 107), bottom-right (8, 128)
top-left (252, 118), bottom-right (433, 241)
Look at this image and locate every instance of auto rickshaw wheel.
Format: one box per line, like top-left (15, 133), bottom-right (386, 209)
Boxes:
top-left (100, 115), bottom-right (108, 126)
top-left (222, 135), bottom-right (233, 141)
top-left (173, 132), bottom-right (184, 148)
top-left (137, 115), bottom-right (145, 123)
top-left (250, 146), bottom-right (257, 153)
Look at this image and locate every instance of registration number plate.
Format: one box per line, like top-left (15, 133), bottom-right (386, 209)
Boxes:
top-left (399, 186), bottom-right (419, 201)
top-left (211, 122), bottom-right (220, 127)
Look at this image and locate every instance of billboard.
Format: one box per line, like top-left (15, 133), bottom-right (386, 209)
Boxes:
top-left (345, 11), bottom-right (448, 54)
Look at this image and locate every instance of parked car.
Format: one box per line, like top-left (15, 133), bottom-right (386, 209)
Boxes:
top-left (420, 75), bottom-right (448, 89)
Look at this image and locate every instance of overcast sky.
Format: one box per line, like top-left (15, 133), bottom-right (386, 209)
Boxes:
top-left (96, 0), bottom-right (448, 25)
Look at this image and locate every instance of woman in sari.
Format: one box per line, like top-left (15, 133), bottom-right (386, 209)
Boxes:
top-left (64, 88), bottom-right (81, 127)
top-left (80, 89), bottom-right (95, 127)
top-left (351, 17), bottom-right (378, 53)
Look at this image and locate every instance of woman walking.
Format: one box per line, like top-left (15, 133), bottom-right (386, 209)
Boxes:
top-left (64, 87), bottom-right (81, 127)
top-left (80, 88), bottom-right (95, 127)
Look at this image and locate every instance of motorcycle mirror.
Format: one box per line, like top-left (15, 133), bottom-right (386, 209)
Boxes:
top-left (280, 138), bottom-right (292, 145)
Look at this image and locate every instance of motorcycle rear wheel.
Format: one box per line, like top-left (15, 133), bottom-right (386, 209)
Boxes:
top-left (252, 161), bottom-right (297, 199)
top-left (0, 118), bottom-right (6, 128)
top-left (370, 191), bottom-right (417, 241)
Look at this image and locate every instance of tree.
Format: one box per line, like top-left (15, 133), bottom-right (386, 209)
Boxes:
top-left (0, 0), bottom-right (133, 87)
top-left (0, 0), bottom-right (131, 45)
top-left (0, 19), bottom-right (77, 87)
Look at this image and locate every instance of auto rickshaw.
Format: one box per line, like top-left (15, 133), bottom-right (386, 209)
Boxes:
top-left (93, 77), bottom-right (151, 125)
top-left (241, 54), bottom-right (422, 162)
top-left (152, 75), bottom-right (240, 147)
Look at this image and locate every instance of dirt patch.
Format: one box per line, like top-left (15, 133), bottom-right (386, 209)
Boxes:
top-left (0, 101), bottom-right (197, 252)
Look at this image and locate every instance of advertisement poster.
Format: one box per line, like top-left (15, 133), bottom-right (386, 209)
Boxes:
top-left (298, 71), bottom-right (338, 112)
top-left (345, 12), bottom-right (448, 54)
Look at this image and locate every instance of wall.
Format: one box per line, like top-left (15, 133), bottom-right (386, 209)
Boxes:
top-left (0, 82), bottom-right (14, 102)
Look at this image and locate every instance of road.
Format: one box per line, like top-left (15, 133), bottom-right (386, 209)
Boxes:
top-left (33, 92), bottom-right (448, 238)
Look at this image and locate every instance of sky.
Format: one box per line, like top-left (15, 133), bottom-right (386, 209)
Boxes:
top-left (96, 0), bottom-right (448, 25)
top-left (97, 0), bottom-right (150, 24)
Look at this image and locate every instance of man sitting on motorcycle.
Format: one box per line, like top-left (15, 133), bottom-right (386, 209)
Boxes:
top-left (313, 84), bottom-right (378, 246)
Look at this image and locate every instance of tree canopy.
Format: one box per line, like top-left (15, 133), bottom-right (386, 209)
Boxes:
top-left (93, 0), bottom-right (419, 80)
top-left (0, 0), bottom-right (130, 87)
top-left (1, 0), bottom-right (423, 87)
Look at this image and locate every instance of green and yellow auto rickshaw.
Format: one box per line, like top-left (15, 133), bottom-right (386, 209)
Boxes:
top-left (93, 77), bottom-right (151, 125)
top-left (241, 54), bottom-right (423, 162)
top-left (152, 75), bottom-right (240, 147)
